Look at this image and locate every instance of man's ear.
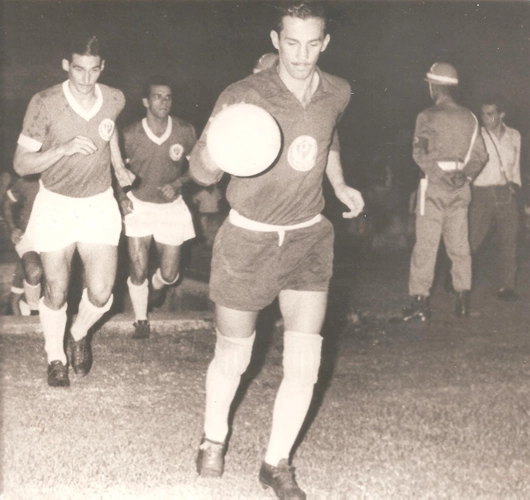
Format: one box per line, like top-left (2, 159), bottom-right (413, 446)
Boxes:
top-left (62, 59), bottom-right (70, 72)
top-left (321, 33), bottom-right (331, 53)
top-left (100, 60), bottom-right (105, 72)
top-left (270, 30), bottom-right (280, 51)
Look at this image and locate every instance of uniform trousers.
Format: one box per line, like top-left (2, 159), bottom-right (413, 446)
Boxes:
top-left (409, 181), bottom-right (472, 296)
top-left (469, 185), bottom-right (519, 290)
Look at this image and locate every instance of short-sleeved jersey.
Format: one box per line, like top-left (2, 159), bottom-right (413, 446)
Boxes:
top-left (17, 81), bottom-right (125, 198)
top-left (190, 66), bottom-right (351, 225)
top-left (6, 176), bottom-right (40, 231)
top-left (412, 96), bottom-right (488, 187)
top-left (124, 116), bottom-right (197, 204)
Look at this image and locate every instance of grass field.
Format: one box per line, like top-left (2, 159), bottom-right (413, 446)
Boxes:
top-left (1, 248), bottom-right (530, 499)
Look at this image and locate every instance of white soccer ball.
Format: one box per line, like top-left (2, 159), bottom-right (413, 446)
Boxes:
top-left (207, 103), bottom-right (282, 177)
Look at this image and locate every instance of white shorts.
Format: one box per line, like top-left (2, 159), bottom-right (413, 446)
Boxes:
top-left (25, 182), bottom-right (122, 253)
top-left (124, 192), bottom-right (195, 246)
top-left (15, 231), bottom-right (37, 258)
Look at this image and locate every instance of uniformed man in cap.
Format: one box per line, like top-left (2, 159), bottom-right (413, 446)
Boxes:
top-left (403, 62), bottom-right (488, 320)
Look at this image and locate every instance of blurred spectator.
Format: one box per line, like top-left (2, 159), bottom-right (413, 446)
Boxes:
top-left (2, 174), bottom-right (42, 315)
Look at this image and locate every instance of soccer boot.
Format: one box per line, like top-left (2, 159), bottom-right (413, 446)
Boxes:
top-left (402, 295), bottom-right (431, 322)
top-left (196, 436), bottom-right (225, 478)
top-left (47, 360), bottom-right (70, 388)
top-left (455, 290), bottom-right (471, 318)
top-left (67, 334), bottom-right (92, 376)
top-left (132, 320), bottom-right (150, 339)
top-left (259, 459), bottom-right (306, 500)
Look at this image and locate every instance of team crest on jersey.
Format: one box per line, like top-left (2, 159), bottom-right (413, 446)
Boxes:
top-left (288, 135), bottom-right (318, 172)
top-left (98, 119), bottom-right (115, 141)
top-left (169, 143), bottom-right (184, 161)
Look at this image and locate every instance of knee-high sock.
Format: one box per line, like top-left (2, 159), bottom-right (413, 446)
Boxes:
top-left (204, 329), bottom-right (255, 443)
top-left (152, 268), bottom-right (179, 291)
top-left (265, 330), bottom-right (323, 466)
top-left (128, 278), bottom-right (148, 321)
top-left (39, 298), bottom-right (68, 364)
top-left (71, 289), bottom-right (113, 341)
top-left (24, 280), bottom-right (41, 311)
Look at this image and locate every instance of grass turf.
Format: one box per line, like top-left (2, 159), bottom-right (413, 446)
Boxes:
top-left (2, 249), bottom-right (530, 498)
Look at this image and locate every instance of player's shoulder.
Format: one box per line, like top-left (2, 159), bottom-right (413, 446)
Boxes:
top-left (123, 119), bottom-right (143, 137)
top-left (505, 124), bottom-right (521, 139)
top-left (99, 84), bottom-right (126, 106)
top-left (171, 115), bottom-right (195, 133)
top-left (31, 83), bottom-right (63, 105)
top-left (319, 70), bottom-right (351, 97)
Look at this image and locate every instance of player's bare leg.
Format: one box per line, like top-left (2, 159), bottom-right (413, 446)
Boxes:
top-left (127, 236), bottom-right (152, 338)
top-left (259, 290), bottom-right (326, 499)
top-left (197, 305), bottom-right (258, 477)
top-left (39, 244), bottom-right (76, 387)
top-left (68, 242), bottom-right (117, 376)
top-left (149, 241), bottom-right (181, 309)
top-left (22, 251), bottom-right (43, 313)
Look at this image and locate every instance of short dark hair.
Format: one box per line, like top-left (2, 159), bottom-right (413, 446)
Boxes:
top-left (480, 93), bottom-right (506, 114)
top-left (273, 2), bottom-right (327, 35)
top-left (66, 34), bottom-right (102, 61)
top-left (142, 76), bottom-right (173, 98)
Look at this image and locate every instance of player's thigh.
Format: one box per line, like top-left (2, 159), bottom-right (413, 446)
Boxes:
top-left (216, 304), bottom-right (259, 338)
top-left (279, 289), bottom-right (327, 335)
top-left (77, 242), bottom-right (118, 303)
top-left (127, 236), bottom-right (152, 281)
top-left (40, 244), bottom-right (77, 305)
top-left (155, 241), bottom-right (181, 280)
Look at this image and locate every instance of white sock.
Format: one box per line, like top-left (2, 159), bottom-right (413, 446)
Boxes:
top-left (71, 289), bottom-right (113, 341)
top-left (151, 268), bottom-right (178, 290)
top-left (127, 278), bottom-right (148, 321)
top-left (204, 329), bottom-right (255, 443)
top-left (265, 331), bottom-right (323, 466)
top-left (24, 280), bottom-right (41, 311)
top-left (39, 298), bottom-right (68, 364)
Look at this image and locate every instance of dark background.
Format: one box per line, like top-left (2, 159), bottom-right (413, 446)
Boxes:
top-left (2, 0), bottom-right (530, 196)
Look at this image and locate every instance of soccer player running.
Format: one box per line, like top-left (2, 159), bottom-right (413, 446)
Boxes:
top-left (14, 34), bottom-right (134, 387)
top-left (117, 77), bottom-right (197, 339)
top-left (190, 3), bottom-right (364, 498)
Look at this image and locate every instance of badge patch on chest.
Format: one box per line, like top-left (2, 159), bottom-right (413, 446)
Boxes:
top-left (169, 143), bottom-right (184, 161)
top-left (288, 135), bottom-right (317, 171)
top-left (98, 119), bottom-right (115, 141)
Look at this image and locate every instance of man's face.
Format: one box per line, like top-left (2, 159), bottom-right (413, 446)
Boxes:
top-left (143, 85), bottom-right (172, 120)
top-left (62, 54), bottom-right (104, 95)
top-left (271, 16), bottom-right (330, 81)
top-left (481, 104), bottom-right (505, 130)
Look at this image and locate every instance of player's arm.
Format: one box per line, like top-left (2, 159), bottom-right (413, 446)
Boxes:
top-left (110, 130), bottom-right (136, 188)
top-left (2, 189), bottom-right (24, 244)
top-left (462, 131), bottom-right (489, 182)
top-left (14, 137), bottom-right (98, 177)
top-left (326, 150), bottom-right (364, 219)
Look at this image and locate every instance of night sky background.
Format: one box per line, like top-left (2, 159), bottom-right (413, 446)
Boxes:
top-left (2, 0), bottom-right (530, 196)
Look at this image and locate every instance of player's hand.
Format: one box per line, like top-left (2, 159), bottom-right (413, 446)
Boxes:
top-left (158, 183), bottom-right (178, 201)
top-left (11, 228), bottom-right (24, 245)
top-left (119, 198), bottom-right (134, 217)
top-left (114, 166), bottom-right (136, 188)
top-left (335, 184), bottom-right (365, 218)
top-left (60, 136), bottom-right (98, 156)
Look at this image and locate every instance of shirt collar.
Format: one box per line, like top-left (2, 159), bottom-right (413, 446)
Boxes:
top-left (142, 116), bottom-right (172, 145)
top-left (62, 80), bottom-right (103, 121)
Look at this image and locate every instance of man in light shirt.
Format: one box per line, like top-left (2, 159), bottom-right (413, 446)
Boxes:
top-left (469, 94), bottom-right (522, 302)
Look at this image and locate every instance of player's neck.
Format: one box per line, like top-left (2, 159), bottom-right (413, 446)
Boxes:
top-left (278, 66), bottom-right (319, 107)
top-left (68, 82), bottom-right (98, 110)
top-left (146, 114), bottom-right (169, 136)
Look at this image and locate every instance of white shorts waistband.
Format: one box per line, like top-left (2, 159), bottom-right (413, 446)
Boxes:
top-left (229, 209), bottom-right (321, 246)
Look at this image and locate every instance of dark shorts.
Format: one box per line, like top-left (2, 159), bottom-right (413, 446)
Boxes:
top-left (210, 216), bottom-right (334, 311)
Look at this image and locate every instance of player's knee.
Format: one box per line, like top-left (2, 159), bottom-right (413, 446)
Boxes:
top-left (211, 329), bottom-right (255, 378)
top-left (25, 265), bottom-right (43, 285)
top-left (282, 331), bottom-right (323, 386)
top-left (86, 286), bottom-right (113, 308)
top-left (157, 268), bottom-right (179, 286)
top-left (44, 284), bottom-right (67, 309)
